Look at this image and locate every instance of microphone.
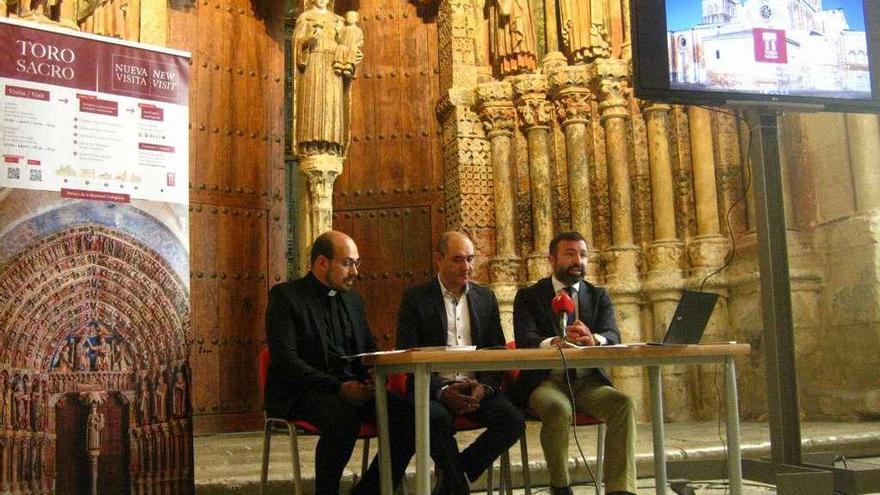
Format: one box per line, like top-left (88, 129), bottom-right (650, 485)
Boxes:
top-left (551, 291), bottom-right (575, 341)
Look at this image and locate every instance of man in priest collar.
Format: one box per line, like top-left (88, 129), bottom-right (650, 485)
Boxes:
top-left (265, 230), bottom-right (415, 494)
top-left (511, 231), bottom-right (638, 495)
top-left (395, 231), bottom-right (525, 495)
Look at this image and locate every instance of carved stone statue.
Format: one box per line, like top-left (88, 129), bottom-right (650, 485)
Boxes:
top-left (333, 11), bottom-right (364, 78)
top-left (138, 379), bottom-right (152, 425)
top-left (92, 336), bottom-right (110, 371)
top-left (557, 0), bottom-right (610, 63)
top-left (172, 370), bottom-right (187, 419)
top-left (153, 374), bottom-right (168, 423)
top-left (488, 0), bottom-right (538, 77)
top-left (293, 0), bottom-right (365, 255)
top-left (76, 337), bottom-right (91, 372)
top-left (31, 379), bottom-right (46, 431)
top-left (111, 340), bottom-right (133, 371)
top-left (56, 339), bottom-right (73, 372)
top-left (292, 0), bottom-right (362, 157)
top-left (13, 378), bottom-right (30, 430)
top-left (87, 410), bottom-right (104, 452)
top-left (0, 371), bottom-right (8, 428)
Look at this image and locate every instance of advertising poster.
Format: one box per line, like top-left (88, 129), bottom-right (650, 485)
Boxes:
top-left (0, 18), bottom-right (194, 493)
top-left (0, 17), bottom-right (189, 204)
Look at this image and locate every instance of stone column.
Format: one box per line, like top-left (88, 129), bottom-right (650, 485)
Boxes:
top-left (81, 392), bottom-right (106, 495)
top-left (846, 114), bottom-right (880, 212)
top-left (595, 60), bottom-right (639, 286)
top-left (642, 101), bottom-right (690, 420)
top-left (10, 433), bottom-right (18, 494)
top-left (512, 74), bottom-right (555, 281)
top-left (686, 106), bottom-right (728, 278)
top-left (0, 436), bottom-right (6, 493)
top-left (594, 59), bottom-right (644, 417)
top-left (548, 65), bottom-right (602, 279)
top-left (296, 155), bottom-right (342, 274)
top-left (476, 81), bottom-right (521, 341)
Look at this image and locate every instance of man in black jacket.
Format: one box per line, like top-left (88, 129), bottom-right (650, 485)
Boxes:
top-left (512, 231), bottom-right (637, 495)
top-left (266, 230), bottom-right (414, 494)
top-left (396, 231), bottom-right (525, 494)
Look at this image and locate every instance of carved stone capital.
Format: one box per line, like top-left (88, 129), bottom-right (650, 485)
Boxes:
top-left (602, 245), bottom-right (641, 291)
top-left (687, 234), bottom-right (729, 271)
top-left (645, 239), bottom-right (685, 288)
top-left (592, 59), bottom-right (630, 118)
top-left (511, 73), bottom-right (549, 99)
top-left (436, 88), bottom-right (477, 121)
top-left (476, 81), bottom-right (514, 103)
top-left (299, 154), bottom-right (343, 240)
top-left (548, 64), bottom-right (592, 92)
top-left (488, 256), bottom-right (521, 284)
top-left (476, 82), bottom-right (516, 138)
top-left (547, 66), bottom-right (594, 126)
top-left (526, 252), bottom-right (550, 282)
top-left (555, 91), bottom-right (592, 126)
top-left (515, 99), bottom-right (554, 129)
top-left (511, 74), bottom-right (553, 129)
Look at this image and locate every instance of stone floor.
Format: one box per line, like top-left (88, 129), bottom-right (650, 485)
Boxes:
top-left (194, 421), bottom-right (880, 494)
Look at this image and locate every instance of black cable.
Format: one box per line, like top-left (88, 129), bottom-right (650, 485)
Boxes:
top-left (698, 108), bottom-right (756, 292)
top-left (556, 345), bottom-right (601, 495)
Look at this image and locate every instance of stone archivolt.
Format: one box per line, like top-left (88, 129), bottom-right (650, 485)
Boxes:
top-left (0, 225), bottom-right (192, 494)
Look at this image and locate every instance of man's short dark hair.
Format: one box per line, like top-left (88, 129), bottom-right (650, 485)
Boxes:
top-left (549, 231), bottom-right (588, 256)
top-left (310, 232), bottom-right (335, 265)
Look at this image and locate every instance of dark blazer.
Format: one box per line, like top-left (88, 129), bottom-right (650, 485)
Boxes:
top-left (265, 273), bottom-right (377, 419)
top-left (395, 279), bottom-right (506, 398)
top-left (510, 277), bottom-right (620, 406)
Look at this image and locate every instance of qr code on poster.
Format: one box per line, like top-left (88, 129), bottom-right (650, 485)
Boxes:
top-left (7, 168), bottom-right (20, 179)
top-left (30, 169), bottom-right (42, 181)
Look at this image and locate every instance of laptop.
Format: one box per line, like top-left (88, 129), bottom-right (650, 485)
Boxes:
top-left (651, 290), bottom-right (719, 345)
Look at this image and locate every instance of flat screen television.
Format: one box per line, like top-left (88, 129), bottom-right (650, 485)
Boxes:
top-left (631, 0), bottom-right (880, 113)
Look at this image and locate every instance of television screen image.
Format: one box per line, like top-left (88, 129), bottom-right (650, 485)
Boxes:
top-left (631, 0), bottom-right (880, 112)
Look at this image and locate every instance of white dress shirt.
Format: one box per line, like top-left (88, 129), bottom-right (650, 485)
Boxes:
top-left (438, 276), bottom-right (474, 382)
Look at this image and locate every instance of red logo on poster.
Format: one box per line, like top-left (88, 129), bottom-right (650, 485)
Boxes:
top-left (753, 28), bottom-right (787, 63)
top-left (167, 172), bottom-right (175, 186)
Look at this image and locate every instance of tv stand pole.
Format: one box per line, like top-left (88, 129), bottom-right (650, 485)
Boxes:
top-left (742, 109), bottom-right (834, 494)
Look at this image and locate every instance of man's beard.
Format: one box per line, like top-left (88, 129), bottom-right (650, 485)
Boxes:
top-left (554, 263), bottom-right (584, 285)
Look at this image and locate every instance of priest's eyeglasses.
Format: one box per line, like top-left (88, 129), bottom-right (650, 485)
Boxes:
top-left (338, 258), bottom-right (361, 269)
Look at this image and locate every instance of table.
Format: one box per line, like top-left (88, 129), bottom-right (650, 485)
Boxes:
top-left (364, 343), bottom-right (751, 495)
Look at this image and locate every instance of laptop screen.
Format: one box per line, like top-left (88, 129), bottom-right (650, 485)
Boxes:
top-left (663, 291), bottom-right (720, 345)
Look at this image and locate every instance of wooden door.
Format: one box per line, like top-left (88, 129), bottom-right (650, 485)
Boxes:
top-left (169, 2), bottom-right (288, 432)
top-left (332, 0), bottom-right (444, 348)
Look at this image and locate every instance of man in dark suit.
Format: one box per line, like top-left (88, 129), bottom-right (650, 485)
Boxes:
top-left (512, 231), bottom-right (638, 495)
top-left (266, 230), bottom-right (415, 494)
top-left (396, 231), bottom-right (525, 495)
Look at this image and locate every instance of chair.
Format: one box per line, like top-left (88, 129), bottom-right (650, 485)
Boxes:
top-left (504, 341), bottom-right (606, 495)
top-left (258, 346), bottom-right (376, 495)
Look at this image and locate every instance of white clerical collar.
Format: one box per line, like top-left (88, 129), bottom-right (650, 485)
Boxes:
top-left (328, 289), bottom-right (337, 297)
top-left (551, 276), bottom-right (581, 295)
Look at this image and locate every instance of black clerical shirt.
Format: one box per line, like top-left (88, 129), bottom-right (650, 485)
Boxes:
top-left (304, 273), bottom-right (360, 382)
